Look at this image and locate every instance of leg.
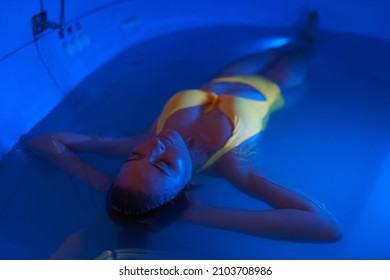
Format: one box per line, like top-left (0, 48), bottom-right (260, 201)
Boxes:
top-left (220, 11), bottom-right (318, 89)
top-left (260, 49), bottom-right (310, 89)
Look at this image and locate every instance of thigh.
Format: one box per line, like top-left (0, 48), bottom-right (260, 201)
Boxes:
top-left (200, 81), bottom-right (266, 101)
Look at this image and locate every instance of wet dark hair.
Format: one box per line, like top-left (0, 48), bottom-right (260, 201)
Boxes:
top-left (106, 182), bottom-right (192, 230)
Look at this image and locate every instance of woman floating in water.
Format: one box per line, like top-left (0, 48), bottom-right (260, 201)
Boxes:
top-left (28, 11), bottom-right (341, 242)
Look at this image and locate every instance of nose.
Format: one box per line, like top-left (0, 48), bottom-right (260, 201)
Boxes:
top-left (150, 137), bottom-right (165, 158)
top-left (134, 137), bottom-right (166, 162)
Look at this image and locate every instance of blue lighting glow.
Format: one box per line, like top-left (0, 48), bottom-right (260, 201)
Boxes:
top-left (0, 0), bottom-right (389, 260)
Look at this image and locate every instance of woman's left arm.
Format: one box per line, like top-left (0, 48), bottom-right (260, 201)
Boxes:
top-left (183, 156), bottom-right (341, 242)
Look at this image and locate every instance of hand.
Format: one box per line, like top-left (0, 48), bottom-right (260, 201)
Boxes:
top-left (26, 134), bottom-right (67, 159)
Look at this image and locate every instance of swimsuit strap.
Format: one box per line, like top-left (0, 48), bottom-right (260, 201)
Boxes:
top-left (156, 89), bottom-right (210, 134)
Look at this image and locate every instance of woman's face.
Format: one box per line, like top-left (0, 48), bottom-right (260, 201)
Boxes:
top-left (115, 129), bottom-right (192, 199)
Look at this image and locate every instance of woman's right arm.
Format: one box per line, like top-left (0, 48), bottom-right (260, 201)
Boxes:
top-left (181, 152), bottom-right (341, 242)
top-left (26, 132), bottom-right (152, 192)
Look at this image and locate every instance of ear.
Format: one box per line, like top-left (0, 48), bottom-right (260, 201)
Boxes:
top-left (182, 181), bottom-right (195, 198)
top-left (185, 180), bottom-right (195, 189)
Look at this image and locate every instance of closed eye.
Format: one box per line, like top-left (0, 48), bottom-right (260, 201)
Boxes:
top-left (124, 152), bottom-right (143, 162)
top-left (123, 154), bottom-right (172, 176)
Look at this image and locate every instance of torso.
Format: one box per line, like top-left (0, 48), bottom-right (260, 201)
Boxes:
top-left (155, 81), bottom-right (264, 173)
top-left (162, 104), bottom-right (233, 158)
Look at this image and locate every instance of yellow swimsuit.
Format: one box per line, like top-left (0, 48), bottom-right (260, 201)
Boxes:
top-left (156, 75), bottom-right (284, 172)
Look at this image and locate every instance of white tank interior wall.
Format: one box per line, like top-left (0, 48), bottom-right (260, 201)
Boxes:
top-left (0, 0), bottom-right (389, 160)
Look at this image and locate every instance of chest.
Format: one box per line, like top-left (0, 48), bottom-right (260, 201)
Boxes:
top-left (162, 105), bottom-right (233, 149)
